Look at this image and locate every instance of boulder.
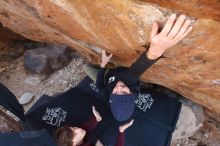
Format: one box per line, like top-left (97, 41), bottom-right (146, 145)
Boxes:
top-left (19, 92), bottom-right (34, 105)
top-left (0, 0), bottom-right (219, 113)
top-left (24, 75), bottom-right (46, 86)
top-left (24, 45), bottom-right (72, 74)
top-left (172, 102), bottom-right (204, 140)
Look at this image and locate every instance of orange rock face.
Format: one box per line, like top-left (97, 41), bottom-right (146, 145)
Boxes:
top-left (141, 0), bottom-right (220, 21)
top-left (0, 0), bottom-right (219, 112)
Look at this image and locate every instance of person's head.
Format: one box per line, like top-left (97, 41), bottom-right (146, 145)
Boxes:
top-left (54, 126), bottom-right (86, 146)
top-left (110, 81), bottom-right (135, 122)
top-left (112, 81), bottom-right (131, 95)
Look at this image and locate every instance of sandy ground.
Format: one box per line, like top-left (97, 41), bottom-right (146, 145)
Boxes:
top-left (0, 41), bottom-right (219, 146)
top-left (0, 53), bottom-right (86, 112)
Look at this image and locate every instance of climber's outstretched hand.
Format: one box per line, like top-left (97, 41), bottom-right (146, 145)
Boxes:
top-left (100, 50), bottom-right (113, 68)
top-left (147, 14), bottom-right (193, 60)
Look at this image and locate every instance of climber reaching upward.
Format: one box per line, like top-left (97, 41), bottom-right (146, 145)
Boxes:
top-left (90, 14), bottom-right (193, 122)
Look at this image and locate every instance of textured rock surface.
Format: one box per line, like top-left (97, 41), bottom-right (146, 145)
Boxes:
top-left (0, 0), bottom-right (219, 112)
top-left (24, 75), bottom-right (46, 86)
top-left (24, 45), bottom-right (72, 74)
top-left (141, 0), bottom-right (220, 21)
top-left (172, 103), bottom-right (204, 140)
top-left (19, 92), bottom-right (34, 105)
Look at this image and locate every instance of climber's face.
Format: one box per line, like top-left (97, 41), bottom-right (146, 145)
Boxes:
top-left (112, 81), bottom-right (131, 95)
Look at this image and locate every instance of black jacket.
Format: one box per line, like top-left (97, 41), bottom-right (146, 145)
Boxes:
top-left (25, 77), bottom-right (181, 146)
top-left (96, 51), bottom-right (157, 99)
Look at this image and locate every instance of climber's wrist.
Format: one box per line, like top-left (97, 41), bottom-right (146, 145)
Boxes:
top-left (100, 63), bottom-right (106, 68)
top-left (146, 45), bottom-right (164, 60)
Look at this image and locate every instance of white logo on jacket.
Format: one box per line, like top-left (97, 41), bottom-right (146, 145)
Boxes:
top-left (90, 82), bottom-right (99, 93)
top-left (135, 93), bottom-right (154, 112)
top-left (42, 107), bottom-right (67, 127)
top-left (108, 76), bottom-right (115, 83)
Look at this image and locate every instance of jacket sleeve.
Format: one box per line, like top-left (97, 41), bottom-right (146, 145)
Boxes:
top-left (80, 115), bottom-right (98, 132)
top-left (95, 67), bottom-right (106, 90)
top-left (120, 51), bottom-right (158, 86)
top-left (114, 132), bottom-right (125, 146)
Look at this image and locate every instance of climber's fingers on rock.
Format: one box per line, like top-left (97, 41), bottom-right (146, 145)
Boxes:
top-left (167, 15), bottom-right (187, 39)
top-left (160, 14), bottom-right (176, 36)
top-left (175, 25), bottom-right (193, 43)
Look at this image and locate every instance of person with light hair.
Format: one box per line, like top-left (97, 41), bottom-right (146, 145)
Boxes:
top-left (54, 106), bottom-right (134, 146)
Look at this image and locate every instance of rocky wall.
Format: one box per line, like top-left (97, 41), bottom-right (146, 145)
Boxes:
top-left (141, 0), bottom-right (220, 21)
top-left (0, 0), bottom-right (219, 113)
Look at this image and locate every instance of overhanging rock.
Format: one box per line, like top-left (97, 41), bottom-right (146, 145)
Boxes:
top-left (0, 0), bottom-right (219, 112)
